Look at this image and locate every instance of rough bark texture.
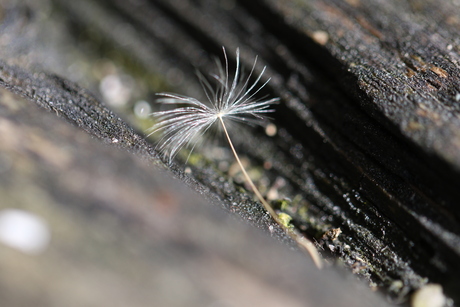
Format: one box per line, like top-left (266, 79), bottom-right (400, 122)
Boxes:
top-left (0, 0), bottom-right (458, 305)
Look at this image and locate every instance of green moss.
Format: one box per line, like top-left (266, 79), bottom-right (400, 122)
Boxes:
top-left (277, 212), bottom-right (294, 229)
top-left (185, 151), bottom-right (204, 167)
top-left (278, 199), bottom-right (291, 211)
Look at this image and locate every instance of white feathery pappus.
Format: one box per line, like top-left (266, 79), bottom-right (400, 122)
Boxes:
top-left (148, 47), bottom-right (322, 268)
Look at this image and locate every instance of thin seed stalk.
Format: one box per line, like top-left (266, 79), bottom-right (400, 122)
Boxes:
top-left (218, 116), bottom-right (322, 269)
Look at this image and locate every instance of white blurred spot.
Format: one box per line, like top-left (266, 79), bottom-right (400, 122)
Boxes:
top-left (312, 30), bottom-right (329, 45)
top-left (134, 100), bottom-right (152, 119)
top-left (0, 209), bottom-right (51, 254)
top-left (411, 284), bottom-right (446, 307)
top-left (100, 74), bottom-right (134, 107)
top-left (265, 123), bottom-right (277, 137)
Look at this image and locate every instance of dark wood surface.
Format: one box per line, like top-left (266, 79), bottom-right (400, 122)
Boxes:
top-left (0, 0), bottom-right (459, 305)
top-left (0, 52), bottom-right (390, 307)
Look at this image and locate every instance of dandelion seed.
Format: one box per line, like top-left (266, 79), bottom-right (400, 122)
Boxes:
top-left (148, 47), bottom-right (322, 268)
top-left (148, 47), bottom-right (277, 163)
